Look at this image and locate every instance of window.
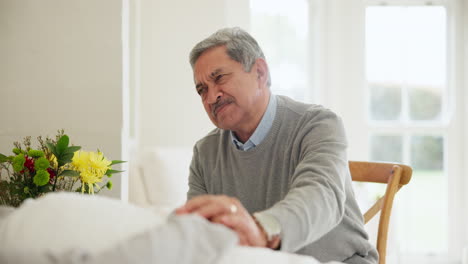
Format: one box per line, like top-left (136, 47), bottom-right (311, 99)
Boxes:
top-left (250, 0), bottom-right (465, 262)
top-left (366, 2), bottom-right (454, 261)
top-left (250, 0), bottom-right (309, 101)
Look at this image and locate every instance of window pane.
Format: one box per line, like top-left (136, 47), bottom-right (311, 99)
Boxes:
top-left (410, 135), bottom-right (444, 170)
top-left (366, 6), bottom-right (404, 122)
top-left (397, 135), bottom-right (447, 253)
top-left (250, 0), bottom-right (308, 101)
top-left (366, 7), bottom-right (404, 84)
top-left (369, 83), bottom-right (401, 120)
top-left (406, 7), bottom-right (446, 121)
top-left (366, 6), bottom-right (446, 122)
top-left (370, 134), bottom-right (403, 163)
top-left (409, 85), bottom-right (442, 120)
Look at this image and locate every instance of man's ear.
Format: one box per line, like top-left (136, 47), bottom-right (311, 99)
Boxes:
top-left (255, 58), bottom-right (268, 87)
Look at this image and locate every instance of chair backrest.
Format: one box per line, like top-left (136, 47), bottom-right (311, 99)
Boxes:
top-left (349, 161), bottom-right (412, 264)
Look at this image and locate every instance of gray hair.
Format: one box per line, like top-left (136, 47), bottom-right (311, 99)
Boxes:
top-left (189, 27), bottom-right (271, 87)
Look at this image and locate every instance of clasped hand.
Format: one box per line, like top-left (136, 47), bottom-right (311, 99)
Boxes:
top-left (175, 195), bottom-right (267, 247)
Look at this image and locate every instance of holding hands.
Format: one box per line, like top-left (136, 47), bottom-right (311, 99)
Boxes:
top-left (175, 195), bottom-right (269, 247)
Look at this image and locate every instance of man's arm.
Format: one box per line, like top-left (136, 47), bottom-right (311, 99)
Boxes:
top-left (258, 110), bottom-right (348, 252)
top-left (186, 145), bottom-right (208, 200)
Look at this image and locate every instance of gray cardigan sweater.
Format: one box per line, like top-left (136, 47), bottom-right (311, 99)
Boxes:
top-left (188, 96), bottom-right (378, 264)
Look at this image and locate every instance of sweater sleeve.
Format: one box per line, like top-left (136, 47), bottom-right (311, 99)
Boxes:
top-left (187, 144), bottom-right (208, 201)
top-left (258, 109), bottom-right (349, 252)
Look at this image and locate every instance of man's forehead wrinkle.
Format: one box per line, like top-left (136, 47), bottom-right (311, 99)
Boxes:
top-left (194, 75), bottom-right (208, 88)
top-left (194, 70), bottom-right (206, 87)
top-left (196, 68), bottom-right (223, 85)
top-left (210, 68), bottom-right (223, 78)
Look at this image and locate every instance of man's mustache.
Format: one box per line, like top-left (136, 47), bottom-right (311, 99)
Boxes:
top-left (211, 97), bottom-right (235, 117)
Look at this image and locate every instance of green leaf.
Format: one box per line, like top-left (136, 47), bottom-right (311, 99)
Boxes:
top-left (59, 170), bottom-right (80, 177)
top-left (56, 135), bottom-right (69, 155)
top-left (38, 184), bottom-right (52, 193)
top-left (63, 146), bottom-right (81, 154)
top-left (46, 142), bottom-right (57, 156)
top-left (105, 169), bottom-right (124, 176)
top-left (110, 160), bottom-right (126, 166)
top-left (0, 153), bottom-right (8, 163)
top-left (61, 152), bottom-right (75, 161)
top-left (56, 152), bottom-right (75, 167)
top-left (57, 160), bottom-right (65, 167)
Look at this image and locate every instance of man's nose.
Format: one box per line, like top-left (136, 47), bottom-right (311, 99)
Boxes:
top-left (207, 86), bottom-right (223, 104)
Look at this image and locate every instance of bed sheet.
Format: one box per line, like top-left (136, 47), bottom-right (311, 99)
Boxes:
top-left (221, 246), bottom-right (344, 264)
top-left (0, 193), bottom-right (343, 264)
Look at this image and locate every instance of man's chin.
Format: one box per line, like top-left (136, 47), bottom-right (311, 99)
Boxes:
top-left (212, 119), bottom-right (232, 131)
top-left (214, 122), bottom-right (229, 130)
top-left (210, 113), bottom-right (238, 130)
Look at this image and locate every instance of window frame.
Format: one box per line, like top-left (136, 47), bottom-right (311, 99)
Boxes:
top-left (364, 0), bottom-right (465, 263)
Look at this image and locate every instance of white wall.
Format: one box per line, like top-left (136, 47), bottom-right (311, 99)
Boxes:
top-left (462, 0), bottom-right (468, 254)
top-left (309, 0), bottom-right (367, 161)
top-left (0, 0), bottom-right (124, 198)
top-left (132, 0), bottom-right (250, 149)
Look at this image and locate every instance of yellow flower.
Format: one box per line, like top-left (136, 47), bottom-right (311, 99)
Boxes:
top-left (46, 153), bottom-right (58, 169)
top-left (72, 150), bottom-right (111, 194)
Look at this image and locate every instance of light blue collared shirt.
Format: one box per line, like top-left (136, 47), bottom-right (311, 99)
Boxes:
top-left (230, 94), bottom-right (277, 151)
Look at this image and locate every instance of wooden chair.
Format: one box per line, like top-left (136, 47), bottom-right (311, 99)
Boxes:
top-left (349, 161), bottom-right (412, 264)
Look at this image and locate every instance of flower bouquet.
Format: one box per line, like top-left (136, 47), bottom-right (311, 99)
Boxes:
top-left (0, 130), bottom-right (125, 207)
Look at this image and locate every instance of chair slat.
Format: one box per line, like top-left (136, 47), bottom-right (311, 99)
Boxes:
top-left (349, 161), bottom-right (412, 264)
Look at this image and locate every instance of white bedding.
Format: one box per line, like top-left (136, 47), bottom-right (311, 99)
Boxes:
top-left (0, 193), bottom-right (342, 264)
top-left (221, 247), bottom-right (343, 264)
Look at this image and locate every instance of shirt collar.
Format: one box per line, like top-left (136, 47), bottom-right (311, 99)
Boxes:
top-left (231, 94), bottom-right (277, 151)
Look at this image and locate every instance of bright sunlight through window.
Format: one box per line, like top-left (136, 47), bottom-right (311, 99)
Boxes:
top-left (366, 5), bottom-right (448, 256)
top-left (250, 0), bottom-right (309, 101)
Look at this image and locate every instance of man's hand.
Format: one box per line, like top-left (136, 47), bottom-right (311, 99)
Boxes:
top-left (175, 195), bottom-right (268, 247)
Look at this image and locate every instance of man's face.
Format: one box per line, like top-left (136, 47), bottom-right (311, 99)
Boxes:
top-left (193, 45), bottom-right (267, 132)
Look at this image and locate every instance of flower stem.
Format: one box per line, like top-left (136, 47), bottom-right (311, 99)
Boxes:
top-left (52, 168), bottom-right (59, 191)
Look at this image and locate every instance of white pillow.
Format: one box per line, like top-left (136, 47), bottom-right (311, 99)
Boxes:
top-left (129, 147), bottom-right (192, 209)
top-left (0, 192), bottom-right (165, 255)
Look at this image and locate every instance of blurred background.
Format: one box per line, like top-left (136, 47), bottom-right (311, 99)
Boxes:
top-left (1, 0), bottom-right (467, 263)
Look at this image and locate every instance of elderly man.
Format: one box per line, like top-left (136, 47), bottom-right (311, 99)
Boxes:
top-left (176, 27), bottom-right (378, 264)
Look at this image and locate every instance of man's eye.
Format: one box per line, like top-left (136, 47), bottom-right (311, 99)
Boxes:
top-left (197, 87), bottom-right (206, 95)
top-left (215, 74), bottom-right (224, 83)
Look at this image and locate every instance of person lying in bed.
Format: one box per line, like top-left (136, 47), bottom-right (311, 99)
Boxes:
top-left (175, 27), bottom-right (378, 264)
